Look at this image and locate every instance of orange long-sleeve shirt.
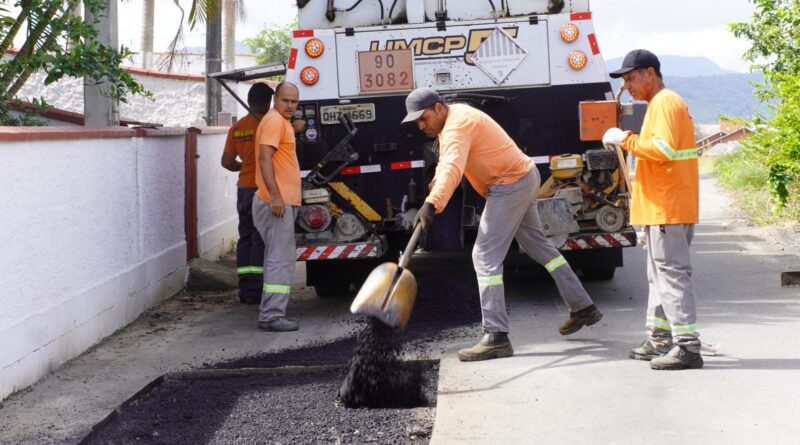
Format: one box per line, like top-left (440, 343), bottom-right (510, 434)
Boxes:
top-left (425, 103), bottom-right (534, 213)
top-left (621, 88), bottom-right (699, 225)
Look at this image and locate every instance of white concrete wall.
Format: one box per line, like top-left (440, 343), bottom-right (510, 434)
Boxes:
top-left (197, 130), bottom-right (239, 259)
top-left (0, 129), bottom-right (239, 401)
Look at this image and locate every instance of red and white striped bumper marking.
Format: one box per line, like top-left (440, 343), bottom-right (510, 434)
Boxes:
top-left (562, 232), bottom-right (637, 250)
top-left (391, 160), bottom-right (425, 170)
top-left (296, 243), bottom-right (377, 261)
top-left (340, 164), bottom-right (382, 175)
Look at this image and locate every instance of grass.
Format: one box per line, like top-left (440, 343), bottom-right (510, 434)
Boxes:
top-left (707, 151), bottom-right (800, 225)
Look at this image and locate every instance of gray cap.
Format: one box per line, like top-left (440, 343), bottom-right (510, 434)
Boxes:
top-left (401, 87), bottom-right (443, 123)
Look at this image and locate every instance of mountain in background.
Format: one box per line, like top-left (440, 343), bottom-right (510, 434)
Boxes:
top-left (606, 55), bottom-right (765, 124)
top-left (605, 55), bottom-right (739, 77)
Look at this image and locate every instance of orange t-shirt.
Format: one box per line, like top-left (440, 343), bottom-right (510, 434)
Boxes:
top-left (223, 114), bottom-right (259, 188)
top-left (621, 88), bottom-right (699, 225)
top-left (254, 109), bottom-right (302, 206)
top-left (425, 103), bottom-right (534, 213)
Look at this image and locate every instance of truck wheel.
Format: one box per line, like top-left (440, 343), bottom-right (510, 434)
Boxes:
top-left (581, 267), bottom-right (616, 280)
top-left (313, 282), bottom-right (351, 298)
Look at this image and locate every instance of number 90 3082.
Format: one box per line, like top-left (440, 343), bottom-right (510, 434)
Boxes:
top-left (358, 49), bottom-right (414, 93)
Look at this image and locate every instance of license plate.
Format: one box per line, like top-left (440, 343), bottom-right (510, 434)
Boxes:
top-left (320, 104), bottom-right (376, 125)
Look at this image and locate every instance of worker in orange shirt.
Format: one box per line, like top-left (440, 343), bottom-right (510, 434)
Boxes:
top-left (404, 88), bottom-right (603, 362)
top-left (253, 82), bottom-right (302, 332)
top-left (603, 49), bottom-right (703, 370)
top-left (222, 83), bottom-right (273, 305)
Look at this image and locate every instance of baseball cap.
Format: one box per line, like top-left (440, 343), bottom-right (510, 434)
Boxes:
top-left (401, 87), bottom-right (443, 123)
top-left (609, 49), bottom-right (661, 79)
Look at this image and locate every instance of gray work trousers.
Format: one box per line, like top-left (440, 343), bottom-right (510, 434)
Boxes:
top-left (645, 224), bottom-right (700, 350)
top-left (474, 168), bottom-right (594, 333)
top-left (252, 199), bottom-right (297, 322)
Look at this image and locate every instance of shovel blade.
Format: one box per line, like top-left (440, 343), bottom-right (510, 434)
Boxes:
top-left (350, 262), bottom-right (417, 329)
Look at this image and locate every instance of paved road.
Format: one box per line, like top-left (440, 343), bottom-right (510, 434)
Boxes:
top-left (1, 177), bottom-right (798, 444)
top-left (431, 177), bottom-right (800, 444)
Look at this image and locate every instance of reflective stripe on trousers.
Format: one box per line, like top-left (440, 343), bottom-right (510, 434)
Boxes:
top-left (645, 224), bottom-right (700, 349)
top-left (237, 187), bottom-right (266, 299)
top-left (474, 168), bottom-right (594, 333)
top-left (252, 199), bottom-right (297, 322)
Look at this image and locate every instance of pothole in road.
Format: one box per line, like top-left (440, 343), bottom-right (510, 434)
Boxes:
top-left (80, 275), bottom-right (480, 445)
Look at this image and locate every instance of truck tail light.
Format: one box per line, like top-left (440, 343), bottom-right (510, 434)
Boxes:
top-left (305, 38), bottom-right (324, 58)
top-left (568, 51), bottom-right (587, 70)
top-left (561, 23), bottom-right (579, 42)
top-left (300, 66), bottom-right (320, 86)
top-left (298, 205), bottom-right (332, 232)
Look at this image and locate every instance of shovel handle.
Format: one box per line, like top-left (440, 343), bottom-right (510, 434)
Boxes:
top-left (398, 223), bottom-right (424, 269)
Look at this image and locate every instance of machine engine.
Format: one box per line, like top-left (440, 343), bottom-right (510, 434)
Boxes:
top-left (539, 149), bottom-right (628, 234)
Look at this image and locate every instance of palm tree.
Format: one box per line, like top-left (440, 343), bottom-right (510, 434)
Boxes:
top-left (141, 0), bottom-right (154, 68)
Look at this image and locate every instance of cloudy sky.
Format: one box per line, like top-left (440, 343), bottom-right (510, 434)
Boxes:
top-left (116, 0), bottom-right (756, 72)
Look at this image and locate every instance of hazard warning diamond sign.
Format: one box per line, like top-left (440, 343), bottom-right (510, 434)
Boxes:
top-left (472, 27), bottom-right (528, 85)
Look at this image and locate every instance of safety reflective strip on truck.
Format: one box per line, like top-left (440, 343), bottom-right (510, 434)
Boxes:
top-left (296, 243), bottom-right (378, 261)
top-left (562, 232), bottom-right (637, 250)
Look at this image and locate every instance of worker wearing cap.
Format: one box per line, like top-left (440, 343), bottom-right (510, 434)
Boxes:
top-left (222, 83), bottom-right (274, 305)
top-left (404, 88), bottom-right (603, 362)
top-left (253, 82), bottom-right (302, 332)
top-left (603, 49), bottom-right (703, 370)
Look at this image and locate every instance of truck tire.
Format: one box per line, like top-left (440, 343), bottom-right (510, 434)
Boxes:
top-left (581, 267), bottom-right (616, 281)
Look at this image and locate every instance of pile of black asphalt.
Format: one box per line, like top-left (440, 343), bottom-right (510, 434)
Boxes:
top-left (83, 275), bottom-right (481, 445)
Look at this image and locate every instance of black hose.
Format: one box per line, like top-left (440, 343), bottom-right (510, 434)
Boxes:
top-left (488, 0), bottom-right (496, 13)
top-left (388, 0), bottom-right (398, 21)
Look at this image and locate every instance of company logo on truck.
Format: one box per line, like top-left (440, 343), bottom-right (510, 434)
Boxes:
top-left (368, 27), bottom-right (519, 65)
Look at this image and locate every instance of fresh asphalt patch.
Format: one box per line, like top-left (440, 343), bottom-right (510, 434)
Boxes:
top-left (80, 275), bottom-right (481, 444)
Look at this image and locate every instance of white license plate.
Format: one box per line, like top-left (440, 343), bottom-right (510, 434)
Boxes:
top-left (320, 104), bottom-right (376, 125)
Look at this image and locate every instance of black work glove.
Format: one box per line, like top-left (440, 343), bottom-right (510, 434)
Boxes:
top-left (414, 202), bottom-right (435, 231)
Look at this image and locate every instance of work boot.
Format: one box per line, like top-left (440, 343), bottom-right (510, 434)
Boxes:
top-left (559, 304), bottom-right (603, 335)
top-left (257, 317), bottom-right (299, 332)
top-left (457, 332), bottom-right (513, 362)
top-left (629, 339), bottom-right (671, 361)
top-left (650, 345), bottom-right (703, 370)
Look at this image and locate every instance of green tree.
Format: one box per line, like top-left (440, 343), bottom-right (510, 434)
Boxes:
top-left (0, 0), bottom-right (150, 126)
top-left (730, 0), bottom-right (800, 214)
top-left (243, 20), bottom-right (298, 65)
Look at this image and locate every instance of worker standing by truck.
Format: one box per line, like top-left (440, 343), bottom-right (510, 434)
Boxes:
top-left (603, 49), bottom-right (703, 370)
top-left (405, 87), bottom-right (603, 362)
top-left (253, 82), bottom-right (303, 332)
top-left (221, 83), bottom-right (273, 305)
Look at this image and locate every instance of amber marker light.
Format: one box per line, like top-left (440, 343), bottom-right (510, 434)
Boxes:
top-left (305, 38), bottom-right (324, 58)
top-left (568, 51), bottom-right (587, 69)
top-left (300, 66), bottom-right (320, 86)
top-left (560, 23), bottom-right (579, 42)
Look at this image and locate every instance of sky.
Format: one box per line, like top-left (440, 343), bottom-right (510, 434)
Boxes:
top-left (114, 0), bottom-right (756, 72)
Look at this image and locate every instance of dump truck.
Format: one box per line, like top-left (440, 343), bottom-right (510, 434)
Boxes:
top-left (211, 0), bottom-right (639, 296)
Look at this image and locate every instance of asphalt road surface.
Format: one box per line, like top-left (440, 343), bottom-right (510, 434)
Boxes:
top-left (1, 176), bottom-right (799, 445)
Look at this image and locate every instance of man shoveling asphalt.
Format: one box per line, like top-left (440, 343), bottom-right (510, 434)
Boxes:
top-left (403, 88), bottom-right (603, 362)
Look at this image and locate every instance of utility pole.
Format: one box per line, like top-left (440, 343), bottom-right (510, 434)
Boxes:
top-left (205, 0), bottom-right (223, 126)
top-left (84, 0), bottom-right (119, 126)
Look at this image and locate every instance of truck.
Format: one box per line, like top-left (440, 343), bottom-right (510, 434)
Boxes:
top-left (211, 0), bottom-right (639, 297)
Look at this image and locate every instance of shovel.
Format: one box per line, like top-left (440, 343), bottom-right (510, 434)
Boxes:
top-left (350, 223), bottom-right (424, 329)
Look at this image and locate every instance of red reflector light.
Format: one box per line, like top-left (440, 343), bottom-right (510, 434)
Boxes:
top-left (568, 51), bottom-right (587, 70)
top-left (561, 23), bottom-right (579, 42)
top-left (300, 66), bottom-right (320, 86)
top-left (305, 38), bottom-right (324, 58)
